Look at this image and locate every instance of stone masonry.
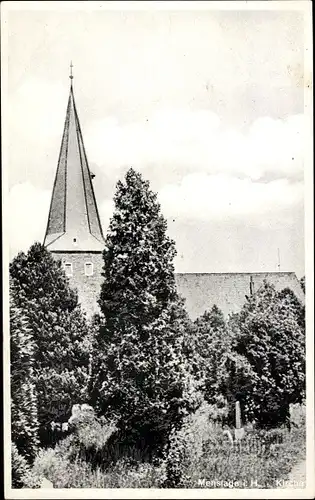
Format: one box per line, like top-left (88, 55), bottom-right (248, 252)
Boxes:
top-left (52, 251), bottom-right (104, 317)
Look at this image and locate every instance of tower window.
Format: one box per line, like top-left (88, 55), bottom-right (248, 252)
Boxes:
top-left (64, 262), bottom-right (73, 276)
top-left (85, 262), bottom-right (93, 276)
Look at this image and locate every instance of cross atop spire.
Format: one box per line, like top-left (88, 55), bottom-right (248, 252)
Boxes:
top-left (44, 80), bottom-right (105, 252)
top-left (69, 61), bottom-right (74, 80)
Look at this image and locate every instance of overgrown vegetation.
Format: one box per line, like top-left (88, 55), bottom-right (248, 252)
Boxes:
top-left (15, 403), bottom-right (306, 489)
top-left (10, 242), bottom-right (91, 446)
top-left (9, 169), bottom-right (306, 489)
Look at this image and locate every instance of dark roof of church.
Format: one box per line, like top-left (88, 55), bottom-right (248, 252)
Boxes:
top-left (175, 272), bottom-right (304, 320)
top-left (44, 80), bottom-right (105, 252)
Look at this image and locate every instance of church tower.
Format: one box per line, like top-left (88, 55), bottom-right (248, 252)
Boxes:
top-left (44, 67), bottom-right (105, 317)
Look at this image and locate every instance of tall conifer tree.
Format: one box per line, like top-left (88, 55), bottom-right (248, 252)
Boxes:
top-left (10, 291), bottom-right (39, 462)
top-left (10, 243), bottom-right (91, 444)
top-left (91, 169), bottom-right (200, 452)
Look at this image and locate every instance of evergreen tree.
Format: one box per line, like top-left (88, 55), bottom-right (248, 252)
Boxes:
top-left (90, 169), bottom-right (200, 453)
top-left (195, 304), bottom-right (226, 332)
top-left (194, 305), bottom-right (229, 403)
top-left (277, 287), bottom-right (305, 332)
top-left (10, 242), bottom-right (91, 445)
top-left (234, 281), bottom-right (305, 428)
top-left (10, 292), bottom-right (39, 462)
top-left (98, 168), bottom-right (178, 324)
top-left (194, 305), bottom-right (254, 424)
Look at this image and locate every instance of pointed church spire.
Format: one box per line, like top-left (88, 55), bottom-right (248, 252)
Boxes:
top-left (44, 74), bottom-right (105, 251)
top-left (70, 61), bottom-right (74, 81)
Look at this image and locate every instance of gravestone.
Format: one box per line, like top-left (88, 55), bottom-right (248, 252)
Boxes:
top-left (234, 401), bottom-right (245, 441)
top-left (40, 477), bottom-right (54, 488)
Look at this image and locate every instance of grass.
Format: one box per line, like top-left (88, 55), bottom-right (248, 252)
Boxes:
top-left (19, 404), bottom-right (306, 489)
top-left (186, 425), bottom-right (306, 488)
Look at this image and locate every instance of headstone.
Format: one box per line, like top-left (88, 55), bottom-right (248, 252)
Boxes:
top-left (223, 429), bottom-right (234, 446)
top-left (235, 401), bottom-right (241, 429)
top-left (234, 401), bottom-right (245, 441)
top-left (41, 477), bottom-right (54, 488)
top-left (68, 404), bottom-right (81, 424)
top-left (62, 422), bottom-right (69, 432)
top-left (71, 404), bottom-right (81, 417)
top-left (81, 403), bottom-right (94, 417)
top-left (234, 427), bottom-right (245, 441)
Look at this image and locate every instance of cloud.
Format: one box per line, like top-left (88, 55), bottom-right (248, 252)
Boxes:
top-left (7, 80), bottom-right (304, 263)
top-left (10, 77), bottom-right (68, 143)
top-left (99, 199), bottom-right (115, 232)
top-left (84, 109), bottom-right (304, 182)
top-left (8, 78), bottom-right (69, 188)
top-left (8, 102), bottom-right (304, 260)
top-left (9, 182), bottom-right (51, 258)
top-left (158, 173), bottom-right (304, 222)
top-left (5, 10), bottom-right (305, 275)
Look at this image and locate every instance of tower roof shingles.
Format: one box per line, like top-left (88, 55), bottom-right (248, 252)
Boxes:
top-left (44, 83), bottom-right (105, 252)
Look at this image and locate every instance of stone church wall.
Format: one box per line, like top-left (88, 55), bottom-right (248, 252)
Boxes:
top-left (52, 251), bottom-right (104, 318)
top-left (50, 252), bottom-right (305, 322)
top-left (175, 272), bottom-right (304, 320)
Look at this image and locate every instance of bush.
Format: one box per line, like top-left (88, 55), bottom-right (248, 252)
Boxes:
top-left (27, 446), bottom-right (166, 488)
top-left (11, 443), bottom-right (31, 488)
top-left (161, 404), bottom-right (306, 489)
top-left (23, 418), bottom-right (305, 489)
top-left (164, 401), bottom-right (213, 487)
top-left (68, 404), bottom-right (118, 467)
top-left (24, 402), bottom-right (166, 488)
top-left (289, 403), bottom-right (306, 428)
top-left (193, 306), bottom-right (255, 426)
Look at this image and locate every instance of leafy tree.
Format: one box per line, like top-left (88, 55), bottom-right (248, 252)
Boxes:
top-left (90, 169), bottom-right (201, 454)
top-left (194, 305), bottom-right (254, 425)
top-left (233, 281), bottom-right (305, 428)
top-left (194, 305), bottom-right (229, 403)
top-left (10, 292), bottom-right (39, 462)
top-left (10, 242), bottom-right (91, 445)
top-left (300, 275), bottom-right (305, 294)
top-left (277, 287), bottom-right (305, 332)
top-left (196, 305), bottom-right (226, 332)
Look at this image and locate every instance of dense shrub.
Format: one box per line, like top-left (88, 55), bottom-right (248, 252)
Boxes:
top-left (11, 444), bottom-right (31, 488)
top-left (26, 417), bottom-right (166, 489)
top-left (289, 403), bottom-right (306, 428)
top-left (22, 404), bottom-right (306, 489)
top-left (162, 412), bottom-right (305, 488)
top-left (164, 401), bottom-right (214, 487)
top-left (27, 449), bottom-right (166, 489)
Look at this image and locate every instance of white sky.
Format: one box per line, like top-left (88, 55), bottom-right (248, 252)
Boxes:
top-left (4, 2), bottom-right (310, 277)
